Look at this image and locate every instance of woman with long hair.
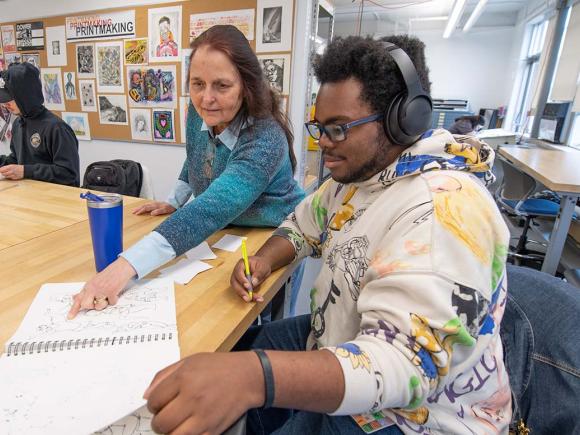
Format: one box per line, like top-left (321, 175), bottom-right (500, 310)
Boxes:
top-left (69, 25), bottom-right (304, 317)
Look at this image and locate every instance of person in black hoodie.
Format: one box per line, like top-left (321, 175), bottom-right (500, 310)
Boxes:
top-left (0, 62), bottom-right (80, 186)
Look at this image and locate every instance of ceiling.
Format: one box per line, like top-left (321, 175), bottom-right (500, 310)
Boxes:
top-left (332, 0), bottom-right (529, 30)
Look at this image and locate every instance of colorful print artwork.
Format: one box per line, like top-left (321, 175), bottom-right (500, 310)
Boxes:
top-left (40, 68), bottom-right (65, 111)
top-left (148, 6), bottom-right (181, 63)
top-left (127, 66), bottom-right (177, 108)
top-left (153, 109), bottom-right (175, 142)
top-left (124, 38), bottom-right (148, 65)
top-left (96, 41), bottom-right (124, 93)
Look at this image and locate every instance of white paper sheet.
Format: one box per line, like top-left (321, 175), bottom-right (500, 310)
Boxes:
top-left (160, 258), bottom-right (213, 285)
top-left (0, 341), bottom-right (179, 435)
top-left (5, 279), bottom-right (176, 346)
top-left (184, 241), bottom-right (217, 261)
top-left (211, 234), bottom-right (245, 252)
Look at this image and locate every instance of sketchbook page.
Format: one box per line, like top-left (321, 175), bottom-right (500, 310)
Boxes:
top-left (6, 278), bottom-right (176, 347)
top-left (0, 340), bottom-right (180, 435)
top-left (94, 405), bottom-right (154, 434)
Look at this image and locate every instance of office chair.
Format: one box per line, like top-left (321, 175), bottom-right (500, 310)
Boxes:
top-left (495, 157), bottom-right (560, 268)
top-left (139, 164), bottom-right (156, 199)
top-left (502, 265), bottom-right (580, 434)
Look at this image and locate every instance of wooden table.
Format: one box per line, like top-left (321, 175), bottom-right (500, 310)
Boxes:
top-left (498, 145), bottom-right (580, 274)
top-left (0, 179), bottom-right (142, 250)
top-left (0, 184), bottom-right (291, 357)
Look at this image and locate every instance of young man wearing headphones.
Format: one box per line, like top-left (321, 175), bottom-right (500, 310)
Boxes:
top-left (144, 36), bottom-right (511, 434)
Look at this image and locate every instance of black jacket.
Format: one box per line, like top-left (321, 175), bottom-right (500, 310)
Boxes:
top-left (0, 65), bottom-right (80, 187)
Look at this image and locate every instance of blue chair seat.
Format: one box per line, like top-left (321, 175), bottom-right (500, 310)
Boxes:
top-left (502, 198), bottom-right (561, 216)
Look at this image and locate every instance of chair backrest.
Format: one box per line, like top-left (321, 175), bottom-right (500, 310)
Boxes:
top-left (502, 265), bottom-right (580, 433)
top-left (139, 164), bottom-right (155, 199)
top-left (496, 157), bottom-right (537, 202)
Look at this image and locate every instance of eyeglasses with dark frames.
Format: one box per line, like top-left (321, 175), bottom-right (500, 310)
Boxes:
top-left (304, 113), bottom-right (382, 143)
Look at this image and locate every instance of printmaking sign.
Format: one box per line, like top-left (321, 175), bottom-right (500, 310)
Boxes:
top-left (65, 11), bottom-right (136, 42)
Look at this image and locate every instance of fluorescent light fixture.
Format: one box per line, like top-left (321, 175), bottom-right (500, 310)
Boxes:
top-left (409, 16), bottom-right (449, 22)
top-left (463, 0), bottom-right (489, 32)
top-left (443, 0), bottom-right (467, 39)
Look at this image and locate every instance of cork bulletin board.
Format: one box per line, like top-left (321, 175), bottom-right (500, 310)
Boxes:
top-left (0, 0), bottom-right (295, 146)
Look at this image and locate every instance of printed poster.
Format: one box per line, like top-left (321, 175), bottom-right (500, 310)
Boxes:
top-left (46, 26), bottom-right (67, 67)
top-left (127, 66), bottom-right (177, 108)
top-left (15, 22), bottom-right (44, 51)
top-left (66, 10), bottom-right (136, 42)
top-left (189, 9), bottom-right (255, 41)
top-left (148, 6), bottom-right (181, 63)
top-left (1, 26), bottom-right (16, 52)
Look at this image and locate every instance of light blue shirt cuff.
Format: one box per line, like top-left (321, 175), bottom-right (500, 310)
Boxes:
top-left (166, 180), bottom-right (194, 209)
top-left (120, 231), bottom-right (176, 279)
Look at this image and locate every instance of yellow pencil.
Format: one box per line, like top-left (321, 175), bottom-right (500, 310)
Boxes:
top-left (241, 239), bottom-right (253, 300)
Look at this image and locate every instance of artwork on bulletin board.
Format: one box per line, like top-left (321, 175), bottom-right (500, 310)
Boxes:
top-left (64, 72), bottom-right (77, 100)
top-left (79, 79), bottom-right (97, 112)
top-left (256, 0), bottom-right (293, 52)
top-left (40, 68), bottom-right (66, 111)
top-left (181, 49), bottom-right (192, 96)
top-left (21, 53), bottom-right (40, 68)
top-left (46, 26), bottom-right (67, 67)
top-left (15, 22), bottom-right (44, 51)
top-left (96, 41), bottom-right (124, 93)
top-left (148, 6), bottom-right (182, 63)
top-left (65, 10), bottom-right (136, 43)
top-left (4, 52), bottom-right (22, 65)
top-left (257, 54), bottom-right (291, 95)
top-left (127, 66), bottom-right (177, 109)
top-left (1, 25), bottom-right (17, 53)
top-left (62, 112), bottom-right (91, 140)
top-left (153, 109), bottom-right (175, 142)
top-left (98, 94), bottom-right (128, 125)
top-left (0, 105), bottom-right (13, 143)
top-left (124, 38), bottom-right (148, 65)
top-left (189, 9), bottom-right (255, 42)
top-left (129, 108), bottom-right (152, 141)
top-left (0, 58), bottom-right (5, 71)
top-left (76, 44), bottom-right (95, 78)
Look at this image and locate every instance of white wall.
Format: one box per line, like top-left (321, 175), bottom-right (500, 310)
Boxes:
top-left (0, 0), bottom-right (187, 198)
top-left (334, 18), bottom-right (519, 114)
top-left (411, 27), bottom-right (517, 113)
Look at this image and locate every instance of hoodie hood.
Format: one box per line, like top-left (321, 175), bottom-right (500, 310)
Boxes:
top-left (3, 62), bottom-right (45, 118)
top-left (362, 128), bottom-right (496, 189)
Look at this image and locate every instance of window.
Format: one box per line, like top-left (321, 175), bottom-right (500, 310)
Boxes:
top-left (511, 20), bottom-right (549, 133)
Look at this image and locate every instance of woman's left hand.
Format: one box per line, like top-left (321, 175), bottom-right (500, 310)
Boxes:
top-left (67, 257), bottom-right (137, 319)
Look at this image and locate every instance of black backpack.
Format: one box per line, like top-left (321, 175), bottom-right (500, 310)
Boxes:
top-left (82, 160), bottom-right (143, 197)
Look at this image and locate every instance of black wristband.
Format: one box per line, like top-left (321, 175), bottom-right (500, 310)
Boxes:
top-left (254, 349), bottom-right (275, 409)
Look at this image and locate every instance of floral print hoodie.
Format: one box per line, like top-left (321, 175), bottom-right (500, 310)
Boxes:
top-left (274, 129), bottom-right (511, 434)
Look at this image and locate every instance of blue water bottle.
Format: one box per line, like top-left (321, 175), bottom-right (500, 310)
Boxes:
top-left (83, 192), bottom-right (123, 272)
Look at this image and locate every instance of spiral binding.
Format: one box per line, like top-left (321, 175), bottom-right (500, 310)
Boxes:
top-left (6, 332), bottom-right (173, 357)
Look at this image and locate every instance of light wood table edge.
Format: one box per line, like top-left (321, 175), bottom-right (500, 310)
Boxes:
top-left (498, 147), bottom-right (580, 194)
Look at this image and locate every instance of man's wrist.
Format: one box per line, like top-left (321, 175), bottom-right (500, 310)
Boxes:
top-left (243, 351), bottom-right (267, 409)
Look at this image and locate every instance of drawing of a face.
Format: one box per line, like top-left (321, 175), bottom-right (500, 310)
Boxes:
top-left (159, 17), bottom-right (171, 42)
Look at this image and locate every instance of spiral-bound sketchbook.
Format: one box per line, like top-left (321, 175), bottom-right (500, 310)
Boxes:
top-left (0, 279), bottom-right (181, 435)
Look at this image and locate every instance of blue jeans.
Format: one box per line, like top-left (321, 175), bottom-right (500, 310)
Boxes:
top-left (233, 315), bottom-right (403, 435)
top-left (502, 265), bottom-right (580, 434)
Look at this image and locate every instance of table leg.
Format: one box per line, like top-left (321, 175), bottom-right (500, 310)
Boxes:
top-left (541, 194), bottom-right (578, 275)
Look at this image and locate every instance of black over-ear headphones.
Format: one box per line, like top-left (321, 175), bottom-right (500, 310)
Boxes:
top-left (381, 42), bottom-right (433, 147)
